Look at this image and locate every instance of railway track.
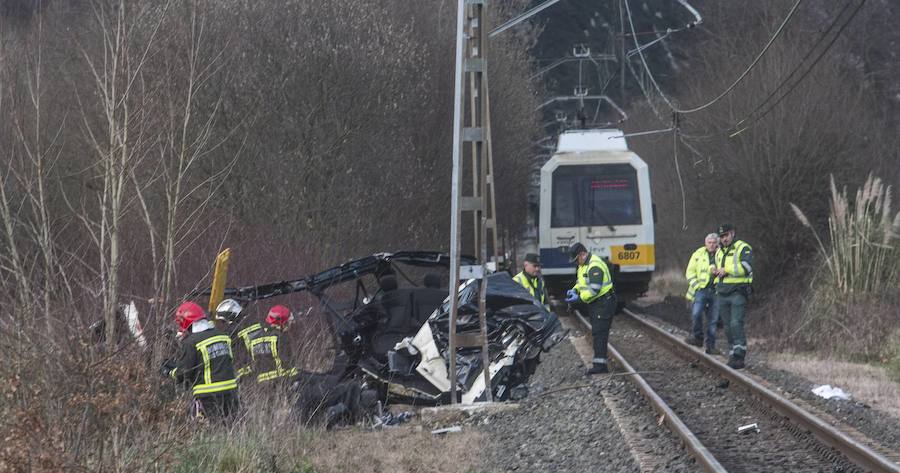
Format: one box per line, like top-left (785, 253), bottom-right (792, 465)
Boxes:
top-left (567, 306), bottom-right (900, 473)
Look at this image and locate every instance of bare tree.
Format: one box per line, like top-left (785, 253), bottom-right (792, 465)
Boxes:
top-left (73, 0), bottom-right (170, 348)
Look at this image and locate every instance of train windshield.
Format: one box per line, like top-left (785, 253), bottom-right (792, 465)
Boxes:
top-left (551, 164), bottom-right (642, 227)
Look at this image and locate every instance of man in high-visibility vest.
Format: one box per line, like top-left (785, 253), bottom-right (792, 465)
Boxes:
top-left (564, 242), bottom-right (616, 375)
top-left (684, 233), bottom-right (721, 354)
top-left (513, 253), bottom-right (549, 310)
top-left (162, 301), bottom-right (239, 420)
top-left (713, 223), bottom-right (753, 369)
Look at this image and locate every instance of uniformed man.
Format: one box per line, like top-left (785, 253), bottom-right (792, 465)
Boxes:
top-left (249, 304), bottom-right (298, 384)
top-left (713, 223), bottom-right (753, 369)
top-left (215, 299), bottom-right (262, 381)
top-left (684, 233), bottom-right (720, 354)
top-left (564, 242), bottom-right (616, 375)
top-left (513, 253), bottom-right (550, 310)
top-left (162, 301), bottom-right (239, 420)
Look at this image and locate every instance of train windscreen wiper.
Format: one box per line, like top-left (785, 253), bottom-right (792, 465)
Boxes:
top-left (591, 208), bottom-right (617, 232)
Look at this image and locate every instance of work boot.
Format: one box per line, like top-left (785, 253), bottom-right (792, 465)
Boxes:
top-left (705, 346), bottom-right (721, 355)
top-left (585, 363), bottom-right (609, 375)
top-left (683, 335), bottom-right (703, 348)
top-left (727, 357), bottom-right (745, 370)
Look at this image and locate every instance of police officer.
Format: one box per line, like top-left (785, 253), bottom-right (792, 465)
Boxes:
top-left (565, 242), bottom-right (616, 375)
top-left (684, 233), bottom-right (720, 354)
top-left (513, 253), bottom-right (550, 310)
top-left (163, 301), bottom-right (239, 420)
top-left (249, 305), bottom-right (298, 384)
top-left (713, 224), bottom-right (753, 369)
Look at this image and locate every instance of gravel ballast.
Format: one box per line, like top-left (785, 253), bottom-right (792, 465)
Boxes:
top-left (475, 329), bottom-right (698, 472)
top-left (611, 315), bottom-right (863, 473)
top-left (633, 299), bottom-right (900, 457)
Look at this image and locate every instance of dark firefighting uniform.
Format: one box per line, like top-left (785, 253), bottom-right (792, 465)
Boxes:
top-left (170, 324), bottom-right (239, 419)
top-left (249, 324), bottom-right (298, 384)
top-left (232, 321), bottom-right (262, 380)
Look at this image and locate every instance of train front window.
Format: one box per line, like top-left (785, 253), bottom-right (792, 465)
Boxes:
top-left (551, 164), bottom-right (642, 227)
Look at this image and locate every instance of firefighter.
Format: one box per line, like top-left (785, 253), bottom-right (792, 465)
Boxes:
top-left (513, 253), bottom-right (550, 310)
top-left (162, 301), bottom-right (239, 420)
top-left (249, 305), bottom-right (299, 384)
top-left (684, 233), bottom-right (721, 354)
top-left (214, 298), bottom-right (261, 381)
top-left (564, 242), bottom-right (616, 375)
top-left (713, 223), bottom-right (753, 369)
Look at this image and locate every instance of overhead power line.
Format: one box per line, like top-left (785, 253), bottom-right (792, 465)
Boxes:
top-left (730, 0), bottom-right (866, 137)
top-left (624, 0), bottom-right (804, 115)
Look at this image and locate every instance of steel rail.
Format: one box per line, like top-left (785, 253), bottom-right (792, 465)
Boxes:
top-left (571, 309), bottom-right (727, 473)
top-left (623, 308), bottom-right (900, 473)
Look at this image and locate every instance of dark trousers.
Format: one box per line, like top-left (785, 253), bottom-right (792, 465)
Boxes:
top-left (586, 293), bottom-right (617, 365)
top-left (691, 288), bottom-right (719, 349)
top-left (717, 291), bottom-right (748, 359)
top-left (192, 390), bottom-right (239, 421)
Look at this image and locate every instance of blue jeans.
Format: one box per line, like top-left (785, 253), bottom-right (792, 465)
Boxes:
top-left (691, 288), bottom-right (719, 349)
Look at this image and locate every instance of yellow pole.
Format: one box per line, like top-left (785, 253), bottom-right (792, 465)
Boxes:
top-left (208, 248), bottom-right (231, 313)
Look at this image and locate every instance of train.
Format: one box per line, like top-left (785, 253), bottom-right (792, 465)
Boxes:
top-left (538, 129), bottom-right (655, 303)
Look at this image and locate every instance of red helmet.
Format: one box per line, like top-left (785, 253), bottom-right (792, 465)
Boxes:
top-left (175, 301), bottom-right (206, 331)
top-left (266, 305), bottom-right (293, 328)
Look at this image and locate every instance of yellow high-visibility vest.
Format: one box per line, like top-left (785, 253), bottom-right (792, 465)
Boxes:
top-left (685, 246), bottom-right (715, 301)
top-left (513, 271), bottom-right (549, 309)
top-left (716, 240), bottom-right (753, 285)
top-left (573, 254), bottom-right (613, 303)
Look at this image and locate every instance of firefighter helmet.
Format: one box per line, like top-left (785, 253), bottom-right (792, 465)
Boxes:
top-left (215, 298), bottom-right (243, 324)
top-left (175, 301), bottom-right (206, 331)
top-left (266, 304), bottom-right (293, 328)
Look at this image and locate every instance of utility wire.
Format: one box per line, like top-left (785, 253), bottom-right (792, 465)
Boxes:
top-left (624, 0), bottom-right (804, 115)
top-left (730, 0), bottom-right (866, 137)
top-left (675, 0), bottom-right (863, 141)
top-left (623, 0), bottom-right (681, 112)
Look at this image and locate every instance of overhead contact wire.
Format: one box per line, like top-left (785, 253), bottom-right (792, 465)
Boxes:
top-left (624, 0), bottom-right (804, 115)
top-left (730, 0), bottom-right (866, 137)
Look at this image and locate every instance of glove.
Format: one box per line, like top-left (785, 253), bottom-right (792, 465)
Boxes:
top-left (565, 289), bottom-right (579, 303)
top-left (161, 359), bottom-right (176, 378)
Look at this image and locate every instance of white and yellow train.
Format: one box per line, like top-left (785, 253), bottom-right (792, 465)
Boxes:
top-left (538, 129), bottom-right (655, 302)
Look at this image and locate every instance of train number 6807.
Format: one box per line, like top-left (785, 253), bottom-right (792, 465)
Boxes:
top-left (617, 251), bottom-right (640, 260)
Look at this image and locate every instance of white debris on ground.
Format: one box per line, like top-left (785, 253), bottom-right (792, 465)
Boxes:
top-left (811, 384), bottom-right (852, 400)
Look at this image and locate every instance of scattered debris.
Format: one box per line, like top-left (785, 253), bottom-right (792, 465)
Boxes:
top-left (737, 422), bottom-right (760, 434)
top-left (375, 410), bottom-right (414, 427)
top-left (431, 426), bottom-right (463, 435)
top-left (812, 385), bottom-right (851, 401)
top-left (716, 379), bottom-right (730, 389)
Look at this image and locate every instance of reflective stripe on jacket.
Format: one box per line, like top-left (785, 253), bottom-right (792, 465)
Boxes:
top-left (250, 327), bottom-right (297, 383)
top-left (684, 246), bottom-right (715, 301)
top-left (171, 328), bottom-right (238, 397)
top-left (234, 322), bottom-right (262, 379)
top-left (716, 240), bottom-right (753, 285)
top-left (573, 253), bottom-right (613, 303)
top-left (513, 271), bottom-right (549, 309)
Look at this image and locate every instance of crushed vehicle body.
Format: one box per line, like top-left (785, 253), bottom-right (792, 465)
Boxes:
top-left (213, 251), bottom-right (567, 404)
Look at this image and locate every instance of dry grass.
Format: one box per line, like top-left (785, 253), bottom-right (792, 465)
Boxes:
top-left (768, 352), bottom-right (900, 419)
